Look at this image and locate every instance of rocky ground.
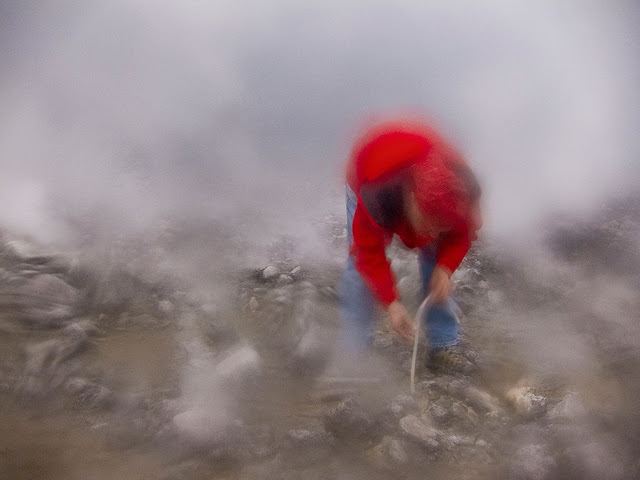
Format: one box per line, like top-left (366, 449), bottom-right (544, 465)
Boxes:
top-left (0, 196), bottom-right (639, 480)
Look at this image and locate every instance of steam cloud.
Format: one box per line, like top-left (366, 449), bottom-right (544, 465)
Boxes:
top-left (1, 0), bottom-right (638, 249)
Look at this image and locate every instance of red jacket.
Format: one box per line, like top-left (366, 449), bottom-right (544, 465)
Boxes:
top-left (346, 121), bottom-right (474, 306)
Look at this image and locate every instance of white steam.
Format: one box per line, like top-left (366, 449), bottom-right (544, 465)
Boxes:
top-left (0, 0), bottom-right (638, 247)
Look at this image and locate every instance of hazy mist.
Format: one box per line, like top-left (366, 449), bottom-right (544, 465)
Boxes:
top-left (1, 0), bottom-right (638, 250)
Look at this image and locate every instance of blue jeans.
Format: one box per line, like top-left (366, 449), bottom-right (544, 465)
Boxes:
top-left (339, 187), bottom-right (459, 351)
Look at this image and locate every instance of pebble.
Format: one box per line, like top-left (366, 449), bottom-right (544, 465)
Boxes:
top-left (459, 385), bottom-right (503, 417)
top-left (428, 402), bottom-right (452, 426)
top-left (367, 436), bottom-right (409, 470)
top-left (505, 385), bottom-right (547, 418)
top-left (277, 274), bottom-right (294, 285)
top-left (444, 433), bottom-right (476, 447)
top-left (399, 415), bottom-right (440, 451)
top-left (262, 266), bottom-right (279, 280)
top-left (20, 273), bottom-right (78, 305)
top-left (389, 394), bottom-right (419, 418)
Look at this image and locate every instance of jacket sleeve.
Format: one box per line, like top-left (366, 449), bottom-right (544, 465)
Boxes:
top-left (436, 227), bottom-right (472, 273)
top-left (350, 199), bottom-right (398, 306)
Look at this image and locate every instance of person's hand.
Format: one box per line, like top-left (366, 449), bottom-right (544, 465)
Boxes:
top-left (386, 301), bottom-right (416, 341)
top-left (430, 265), bottom-right (452, 304)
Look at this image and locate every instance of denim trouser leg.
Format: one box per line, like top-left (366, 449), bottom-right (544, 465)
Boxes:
top-left (339, 187), bottom-right (378, 350)
top-left (339, 255), bottom-right (376, 350)
top-left (419, 246), bottom-right (459, 349)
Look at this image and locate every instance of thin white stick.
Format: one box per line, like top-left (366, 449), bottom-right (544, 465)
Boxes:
top-left (410, 295), bottom-right (431, 394)
top-left (409, 295), bottom-right (462, 394)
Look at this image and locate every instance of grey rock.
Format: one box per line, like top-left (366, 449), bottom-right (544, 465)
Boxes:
top-left (24, 328), bottom-right (87, 376)
top-left (389, 394), bottom-right (419, 419)
top-left (324, 398), bottom-right (378, 441)
top-left (19, 274), bottom-right (79, 327)
top-left (262, 266), bottom-right (279, 280)
top-left (21, 273), bottom-right (77, 303)
top-left (367, 436), bottom-right (409, 471)
top-left (415, 379), bottom-right (443, 394)
top-left (428, 401), bottom-right (453, 426)
top-left (443, 432), bottom-right (476, 447)
top-left (450, 401), bottom-right (480, 426)
top-left (290, 266), bottom-right (302, 278)
top-left (277, 274), bottom-right (294, 285)
top-left (457, 385), bottom-right (503, 417)
top-left (399, 415), bottom-right (440, 451)
top-left (23, 304), bottom-right (74, 327)
top-left (506, 385), bottom-right (547, 418)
